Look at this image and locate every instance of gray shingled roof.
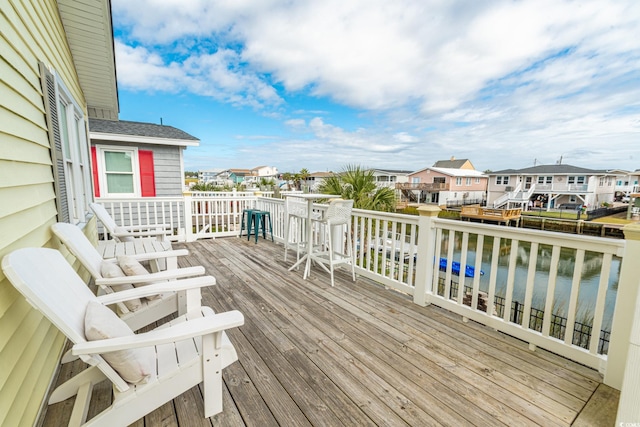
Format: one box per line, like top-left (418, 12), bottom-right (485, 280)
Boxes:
top-left (491, 164), bottom-right (606, 174)
top-left (89, 119), bottom-right (199, 141)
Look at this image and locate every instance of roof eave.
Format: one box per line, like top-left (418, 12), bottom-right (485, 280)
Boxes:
top-left (90, 132), bottom-right (200, 147)
top-left (58, 0), bottom-right (119, 120)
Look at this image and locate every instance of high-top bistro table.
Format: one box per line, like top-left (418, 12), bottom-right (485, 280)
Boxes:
top-left (286, 193), bottom-right (340, 279)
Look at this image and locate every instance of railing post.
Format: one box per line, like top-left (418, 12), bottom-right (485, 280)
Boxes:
top-left (183, 191), bottom-right (195, 242)
top-left (606, 224), bottom-right (640, 391)
top-left (614, 224), bottom-right (640, 423)
top-left (413, 205), bottom-right (440, 306)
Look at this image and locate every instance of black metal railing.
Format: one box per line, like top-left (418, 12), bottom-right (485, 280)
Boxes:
top-left (438, 279), bottom-right (610, 354)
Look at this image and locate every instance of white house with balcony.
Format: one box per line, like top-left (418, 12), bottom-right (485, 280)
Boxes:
top-left (487, 164), bottom-right (617, 210)
top-left (371, 169), bottom-right (412, 188)
top-left (613, 169), bottom-right (640, 200)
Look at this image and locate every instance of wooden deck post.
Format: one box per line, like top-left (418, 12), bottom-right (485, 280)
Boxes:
top-left (413, 205), bottom-right (440, 306)
top-left (183, 191), bottom-right (195, 242)
top-left (613, 224), bottom-right (640, 423)
top-left (606, 224), bottom-right (640, 391)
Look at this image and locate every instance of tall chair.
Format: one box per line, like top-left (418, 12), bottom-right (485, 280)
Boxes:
top-left (284, 196), bottom-right (309, 262)
top-left (310, 199), bottom-right (356, 286)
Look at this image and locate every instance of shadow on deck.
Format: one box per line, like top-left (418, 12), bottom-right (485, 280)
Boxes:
top-left (41, 237), bottom-right (618, 426)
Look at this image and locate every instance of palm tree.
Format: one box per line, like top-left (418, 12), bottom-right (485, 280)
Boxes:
top-left (318, 164), bottom-right (396, 212)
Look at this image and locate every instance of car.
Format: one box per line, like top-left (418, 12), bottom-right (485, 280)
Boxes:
top-left (622, 195), bottom-right (631, 203)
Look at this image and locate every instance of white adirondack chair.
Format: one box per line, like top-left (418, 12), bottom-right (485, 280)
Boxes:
top-left (90, 202), bottom-right (171, 242)
top-left (2, 248), bottom-right (244, 427)
top-left (52, 222), bottom-right (205, 331)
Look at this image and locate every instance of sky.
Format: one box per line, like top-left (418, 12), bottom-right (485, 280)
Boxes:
top-left (111, 0), bottom-right (640, 174)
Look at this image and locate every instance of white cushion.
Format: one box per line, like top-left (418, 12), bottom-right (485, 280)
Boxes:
top-left (84, 301), bottom-right (154, 384)
top-left (117, 256), bottom-right (161, 300)
top-left (100, 262), bottom-right (142, 312)
top-left (114, 226), bottom-right (134, 242)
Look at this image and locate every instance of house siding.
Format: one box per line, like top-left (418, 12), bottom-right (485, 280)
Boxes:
top-left (0, 1), bottom-right (93, 426)
top-left (91, 141), bottom-right (184, 196)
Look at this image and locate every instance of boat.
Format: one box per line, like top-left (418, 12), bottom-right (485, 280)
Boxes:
top-left (439, 258), bottom-right (484, 278)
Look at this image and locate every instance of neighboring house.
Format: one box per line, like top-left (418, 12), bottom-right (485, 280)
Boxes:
top-left (89, 119), bottom-right (199, 198)
top-left (245, 165), bottom-right (279, 186)
top-left (399, 167), bottom-right (488, 206)
top-left (0, 0), bottom-right (118, 424)
top-left (613, 169), bottom-right (639, 200)
top-left (251, 165), bottom-right (279, 179)
top-left (487, 164), bottom-right (617, 210)
top-left (433, 157), bottom-right (475, 170)
top-left (371, 169), bottom-right (412, 188)
top-left (199, 168), bottom-right (225, 183)
top-left (217, 168), bottom-right (252, 185)
top-left (304, 171), bottom-right (335, 191)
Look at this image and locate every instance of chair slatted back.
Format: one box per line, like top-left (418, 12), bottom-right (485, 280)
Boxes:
top-left (52, 222), bottom-right (104, 279)
top-left (90, 202), bottom-right (119, 235)
top-left (2, 248), bottom-right (130, 391)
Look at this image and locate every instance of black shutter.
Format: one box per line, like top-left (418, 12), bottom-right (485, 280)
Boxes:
top-left (39, 62), bottom-right (70, 223)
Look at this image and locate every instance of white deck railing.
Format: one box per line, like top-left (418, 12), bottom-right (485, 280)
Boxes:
top-left (94, 193), bottom-right (640, 398)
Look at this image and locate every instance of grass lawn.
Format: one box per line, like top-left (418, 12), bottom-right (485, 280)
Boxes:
top-left (590, 211), bottom-right (637, 225)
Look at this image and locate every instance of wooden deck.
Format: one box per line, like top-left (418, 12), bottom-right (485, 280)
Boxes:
top-left (460, 206), bottom-right (522, 225)
top-left (41, 237), bottom-right (618, 426)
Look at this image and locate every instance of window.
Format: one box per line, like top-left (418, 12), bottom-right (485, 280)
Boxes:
top-left (456, 177), bottom-right (462, 186)
top-left (496, 176), bottom-right (510, 185)
top-left (412, 177), bottom-right (420, 184)
top-left (40, 63), bottom-right (92, 224)
top-left (93, 146), bottom-right (156, 198)
top-left (475, 178), bottom-right (480, 184)
top-left (466, 177), bottom-right (472, 186)
top-left (104, 149), bottom-right (136, 194)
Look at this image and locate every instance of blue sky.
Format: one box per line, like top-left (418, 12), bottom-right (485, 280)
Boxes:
top-left (111, 0), bottom-right (640, 174)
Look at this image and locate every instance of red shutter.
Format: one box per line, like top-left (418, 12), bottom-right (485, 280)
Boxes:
top-left (91, 146), bottom-right (100, 197)
top-left (138, 150), bottom-right (156, 197)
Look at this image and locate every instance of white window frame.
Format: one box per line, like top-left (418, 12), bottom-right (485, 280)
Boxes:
top-left (96, 145), bottom-right (141, 198)
top-left (465, 177), bottom-right (472, 186)
top-left (56, 78), bottom-right (92, 224)
top-left (496, 176), bottom-right (510, 185)
top-left (456, 177), bottom-right (462, 186)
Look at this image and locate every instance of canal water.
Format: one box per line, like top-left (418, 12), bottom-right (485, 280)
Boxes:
top-left (441, 233), bottom-right (620, 331)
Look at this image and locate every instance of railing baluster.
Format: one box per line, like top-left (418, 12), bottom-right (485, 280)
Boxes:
top-left (503, 240), bottom-right (519, 323)
top-left (522, 242), bottom-right (539, 329)
top-left (565, 249), bottom-right (585, 345)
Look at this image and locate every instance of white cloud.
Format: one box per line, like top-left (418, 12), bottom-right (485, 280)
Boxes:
top-left (115, 41), bottom-right (282, 108)
top-left (113, 0), bottom-right (640, 172)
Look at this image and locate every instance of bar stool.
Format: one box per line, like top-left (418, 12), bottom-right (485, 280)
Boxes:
top-left (239, 208), bottom-right (255, 238)
top-left (248, 210), bottom-right (273, 243)
top-left (309, 199), bottom-right (355, 286)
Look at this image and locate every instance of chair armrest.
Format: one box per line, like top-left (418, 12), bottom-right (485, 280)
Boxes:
top-left (96, 276), bottom-right (215, 304)
top-left (72, 310), bottom-right (244, 355)
top-left (95, 266), bottom-right (205, 287)
top-left (100, 250), bottom-right (188, 263)
top-left (120, 224), bottom-right (171, 231)
top-left (113, 229), bottom-right (168, 238)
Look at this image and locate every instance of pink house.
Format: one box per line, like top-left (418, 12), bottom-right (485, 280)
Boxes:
top-left (398, 167), bottom-right (488, 206)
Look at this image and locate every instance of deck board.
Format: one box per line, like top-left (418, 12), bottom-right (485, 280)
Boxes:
top-left (39, 237), bottom-right (618, 426)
